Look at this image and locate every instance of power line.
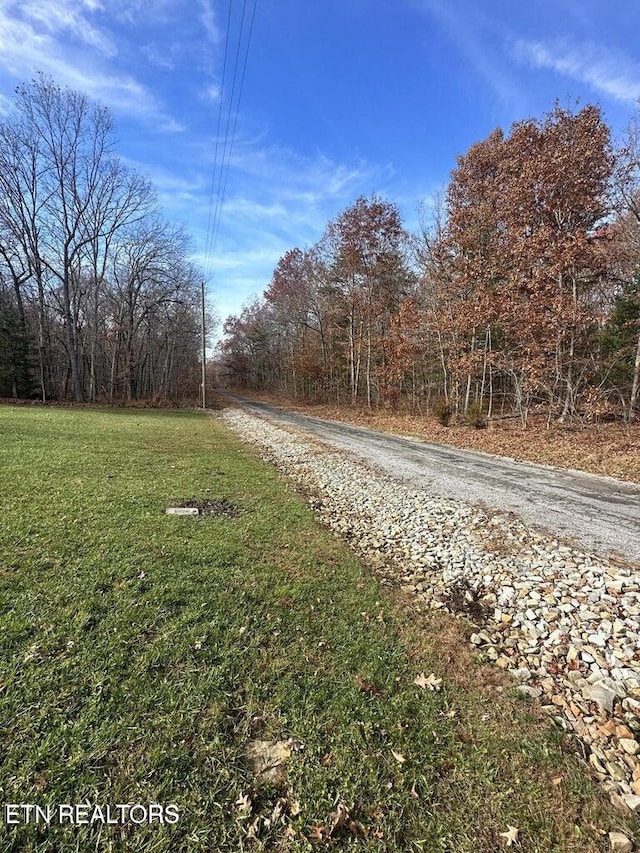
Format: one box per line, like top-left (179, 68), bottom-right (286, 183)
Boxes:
top-left (208, 0), bottom-right (248, 271)
top-left (210, 0), bottom-right (258, 259)
top-left (203, 0), bottom-right (258, 284)
top-left (203, 0), bottom-right (233, 283)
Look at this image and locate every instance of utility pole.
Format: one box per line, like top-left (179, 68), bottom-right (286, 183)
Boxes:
top-left (201, 280), bottom-right (207, 409)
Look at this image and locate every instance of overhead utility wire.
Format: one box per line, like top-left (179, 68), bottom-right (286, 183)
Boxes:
top-left (203, 0), bottom-right (233, 284)
top-left (203, 0), bottom-right (258, 283)
top-left (208, 0), bottom-right (248, 268)
top-left (210, 0), bottom-right (258, 259)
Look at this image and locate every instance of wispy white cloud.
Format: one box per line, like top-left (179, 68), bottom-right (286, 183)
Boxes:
top-left (105, 0), bottom-right (174, 26)
top-left (416, 0), bottom-right (527, 113)
top-left (140, 42), bottom-right (176, 71)
top-left (219, 198), bottom-right (288, 220)
top-left (0, 1), bottom-right (183, 129)
top-left (197, 0), bottom-right (220, 45)
top-left (221, 142), bottom-right (393, 208)
top-left (18, 0), bottom-right (117, 57)
top-left (202, 83), bottom-right (222, 103)
top-left (512, 38), bottom-right (640, 105)
top-left (158, 117), bottom-right (187, 133)
top-left (187, 138), bottom-right (401, 325)
top-left (198, 246), bottom-right (284, 273)
top-left (0, 91), bottom-right (13, 115)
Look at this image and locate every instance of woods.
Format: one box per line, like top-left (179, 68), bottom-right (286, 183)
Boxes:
top-left (0, 75), bottom-right (203, 403)
top-left (219, 103), bottom-right (640, 423)
top-left (3, 80), bottom-right (640, 418)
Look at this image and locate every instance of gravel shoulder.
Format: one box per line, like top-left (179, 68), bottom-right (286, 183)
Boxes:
top-left (216, 405), bottom-right (640, 818)
top-left (222, 393), bottom-right (640, 566)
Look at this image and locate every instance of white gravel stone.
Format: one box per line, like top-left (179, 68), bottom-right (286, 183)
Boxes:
top-left (609, 831), bottom-right (633, 852)
top-left (218, 407), bottom-right (640, 810)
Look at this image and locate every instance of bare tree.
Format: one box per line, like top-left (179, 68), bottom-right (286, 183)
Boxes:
top-left (0, 74), bottom-right (206, 403)
top-left (610, 110), bottom-right (640, 420)
top-left (107, 219), bottom-right (200, 401)
top-left (14, 75), bottom-right (121, 400)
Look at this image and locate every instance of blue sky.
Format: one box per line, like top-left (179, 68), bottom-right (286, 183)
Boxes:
top-left (1, 0), bottom-right (640, 338)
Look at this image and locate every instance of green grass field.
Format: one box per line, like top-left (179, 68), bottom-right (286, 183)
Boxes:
top-left (0, 405), bottom-right (636, 852)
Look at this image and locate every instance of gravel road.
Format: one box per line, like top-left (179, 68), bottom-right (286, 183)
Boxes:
top-left (223, 393), bottom-right (640, 565)
top-left (216, 403), bottom-right (640, 811)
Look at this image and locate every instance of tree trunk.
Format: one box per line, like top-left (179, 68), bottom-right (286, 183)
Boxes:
top-left (61, 268), bottom-right (83, 402)
top-left (365, 325), bottom-right (372, 409)
top-left (463, 327), bottom-right (476, 412)
top-left (437, 330), bottom-right (448, 402)
top-left (629, 328), bottom-right (640, 421)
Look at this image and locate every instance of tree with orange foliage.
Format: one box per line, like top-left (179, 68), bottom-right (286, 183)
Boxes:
top-left (442, 104), bottom-right (613, 422)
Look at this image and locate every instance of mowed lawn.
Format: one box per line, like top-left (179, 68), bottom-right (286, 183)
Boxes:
top-left (0, 406), bottom-right (636, 852)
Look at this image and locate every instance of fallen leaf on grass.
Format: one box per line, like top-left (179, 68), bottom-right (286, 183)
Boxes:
top-left (439, 708), bottom-right (457, 719)
top-left (267, 799), bottom-right (285, 827)
top-left (499, 825), bottom-right (519, 846)
top-left (246, 739), bottom-right (294, 786)
top-left (328, 803), bottom-right (349, 836)
top-left (289, 799), bottom-right (302, 817)
top-left (391, 750), bottom-right (406, 764)
top-left (23, 643), bottom-right (43, 663)
top-left (348, 819), bottom-right (366, 837)
top-left (286, 737), bottom-right (305, 752)
top-left (414, 672), bottom-right (442, 691)
top-left (235, 794), bottom-right (252, 816)
top-left (308, 824), bottom-right (325, 842)
top-left (355, 675), bottom-right (384, 696)
top-left (246, 816), bottom-right (261, 839)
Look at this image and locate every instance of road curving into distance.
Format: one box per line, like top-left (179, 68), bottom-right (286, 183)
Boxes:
top-left (220, 393), bottom-right (640, 565)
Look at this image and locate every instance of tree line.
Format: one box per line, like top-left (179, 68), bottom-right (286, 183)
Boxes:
top-left (218, 103), bottom-right (640, 424)
top-left (0, 74), bottom-right (205, 403)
